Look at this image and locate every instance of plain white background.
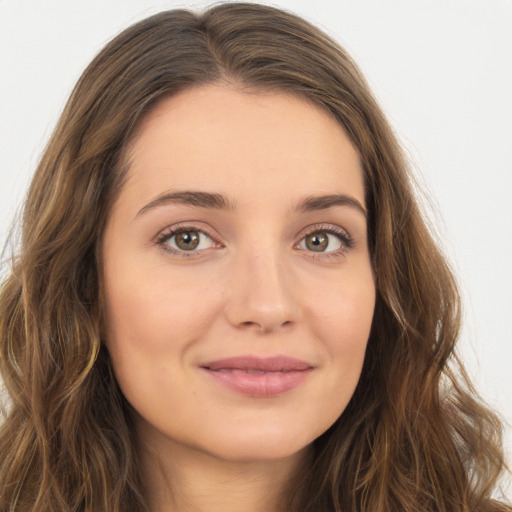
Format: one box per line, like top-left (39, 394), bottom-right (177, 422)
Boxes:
top-left (1, 0), bottom-right (511, 495)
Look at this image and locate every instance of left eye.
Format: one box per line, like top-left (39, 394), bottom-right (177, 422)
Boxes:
top-left (298, 231), bottom-right (343, 253)
top-left (163, 229), bottom-right (215, 252)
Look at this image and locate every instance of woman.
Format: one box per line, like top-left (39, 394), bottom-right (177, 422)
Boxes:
top-left (0, 3), bottom-right (509, 511)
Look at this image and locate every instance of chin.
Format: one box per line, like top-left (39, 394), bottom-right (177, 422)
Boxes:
top-left (189, 421), bottom-right (321, 464)
top-left (206, 439), bottom-right (311, 464)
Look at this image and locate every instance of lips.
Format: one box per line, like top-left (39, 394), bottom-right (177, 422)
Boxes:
top-left (200, 356), bottom-right (313, 397)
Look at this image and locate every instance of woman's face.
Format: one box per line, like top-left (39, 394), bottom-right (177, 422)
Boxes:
top-left (102, 85), bottom-right (375, 463)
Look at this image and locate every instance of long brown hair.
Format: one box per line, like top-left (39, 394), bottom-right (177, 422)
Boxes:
top-left (0, 3), bottom-right (509, 511)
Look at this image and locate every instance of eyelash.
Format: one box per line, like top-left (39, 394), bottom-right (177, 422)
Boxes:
top-left (297, 224), bottom-right (354, 260)
top-left (154, 223), bottom-right (220, 258)
top-left (154, 223), bottom-right (354, 260)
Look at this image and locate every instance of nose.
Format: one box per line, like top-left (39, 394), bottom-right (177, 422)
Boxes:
top-left (224, 244), bottom-right (300, 334)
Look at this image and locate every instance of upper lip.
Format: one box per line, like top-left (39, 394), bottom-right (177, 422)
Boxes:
top-left (200, 356), bottom-right (313, 372)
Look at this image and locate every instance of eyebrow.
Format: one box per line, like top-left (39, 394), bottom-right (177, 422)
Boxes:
top-left (136, 190), bottom-right (366, 218)
top-left (297, 194), bottom-right (367, 218)
top-left (136, 191), bottom-right (236, 216)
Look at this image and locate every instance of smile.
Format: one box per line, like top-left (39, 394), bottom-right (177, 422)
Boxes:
top-left (200, 356), bottom-right (314, 397)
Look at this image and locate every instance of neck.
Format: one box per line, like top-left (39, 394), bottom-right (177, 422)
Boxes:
top-left (137, 424), bottom-right (309, 512)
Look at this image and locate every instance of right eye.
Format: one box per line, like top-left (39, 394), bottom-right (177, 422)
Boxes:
top-left (156, 226), bottom-right (217, 255)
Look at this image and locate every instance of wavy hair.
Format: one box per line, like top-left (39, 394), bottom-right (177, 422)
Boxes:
top-left (0, 3), bottom-right (509, 511)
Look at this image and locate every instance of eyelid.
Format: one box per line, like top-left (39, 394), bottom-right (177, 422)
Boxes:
top-left (154, 223), bottom-right (223, 257)
top-left (294, 223), bottom-right (354, 258)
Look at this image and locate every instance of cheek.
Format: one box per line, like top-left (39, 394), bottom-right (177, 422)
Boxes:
top-left (306, 269), bottom-right (375, 404)
top-left (104, 258), bottom-right (222, 347)
top-left (102, 264), bottom-right (226, 416)
top-left (308, 265), bottom-right (375, 346)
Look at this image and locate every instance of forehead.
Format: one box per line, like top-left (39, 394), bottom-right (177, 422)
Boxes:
top-left (120, 84), bottom-right (364, 211)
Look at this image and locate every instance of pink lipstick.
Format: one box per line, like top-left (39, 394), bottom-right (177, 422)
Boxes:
top-left (200, 356), bottom-right (313, 397)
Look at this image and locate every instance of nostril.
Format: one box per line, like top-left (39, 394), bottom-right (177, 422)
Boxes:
top-left (238, 319), bottom-right (294, 333)
top-left (239, 320), bottom-right (263, 331)
top-left (241, 321), bottom-right (258, 327)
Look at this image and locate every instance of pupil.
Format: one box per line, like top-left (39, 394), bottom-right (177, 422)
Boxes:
top-left (176, 231), bottom-right (199, 250)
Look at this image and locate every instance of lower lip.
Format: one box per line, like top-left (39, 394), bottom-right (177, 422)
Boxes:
top-left (202, 368), bottom-right (312, 397)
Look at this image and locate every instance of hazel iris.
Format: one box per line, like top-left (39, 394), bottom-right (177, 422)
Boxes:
top-left (305, 232), bottom-right (328, 252)
top-left (175, 231), bottom-right (200, 250)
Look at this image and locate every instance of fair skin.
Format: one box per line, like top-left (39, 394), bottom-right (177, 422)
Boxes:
top-left (102, 84), bottom-right (376, 512)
